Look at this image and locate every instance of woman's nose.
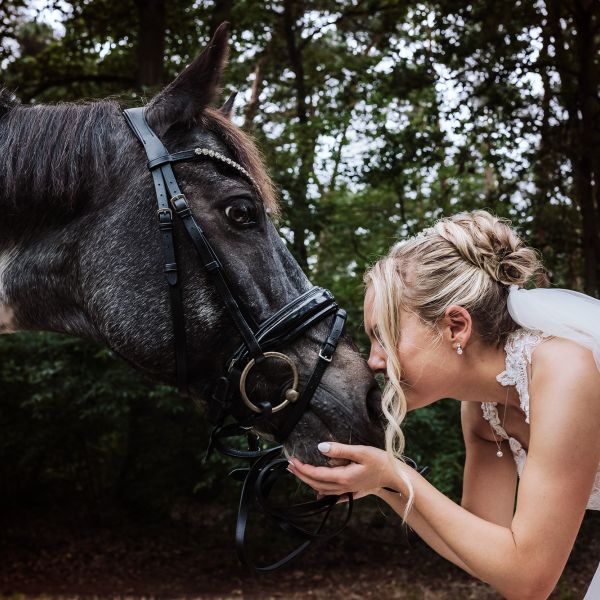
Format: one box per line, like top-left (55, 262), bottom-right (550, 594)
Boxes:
top-left (367, 345), bottom-right (387, 373)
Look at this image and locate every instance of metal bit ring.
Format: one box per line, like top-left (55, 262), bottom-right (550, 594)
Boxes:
top-left (239, 351), bottom-right (300, 413)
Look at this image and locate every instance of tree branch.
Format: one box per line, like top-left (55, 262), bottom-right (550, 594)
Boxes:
top-left (243, 55), bottom-right (267, 129)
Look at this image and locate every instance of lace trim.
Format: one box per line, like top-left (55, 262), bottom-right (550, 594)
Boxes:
top-left (481, 402), bottom-right (508, 439)
top-left (481, 328), bottom-right (600, 511)
top-left (495, 329), bottom-right (550, 423)
top-left (481, 402), bottom-right (508, 440)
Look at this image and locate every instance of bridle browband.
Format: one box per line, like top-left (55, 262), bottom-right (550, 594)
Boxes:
top-left (123, 106), bottom-right (354, 570)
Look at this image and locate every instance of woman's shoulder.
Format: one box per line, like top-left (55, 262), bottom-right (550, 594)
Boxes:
top-left (529, 335), bottom-right (600, 431)
top-left (531, 335), bottom-right (599, 386)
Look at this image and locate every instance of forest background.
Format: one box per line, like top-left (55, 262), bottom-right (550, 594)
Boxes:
top-left (0, 0), bottom-right (599, 597)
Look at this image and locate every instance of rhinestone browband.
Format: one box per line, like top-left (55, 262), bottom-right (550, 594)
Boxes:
top-left (194, 147), bottom-right (260, 193)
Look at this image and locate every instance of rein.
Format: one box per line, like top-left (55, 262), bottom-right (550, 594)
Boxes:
top-left (209, 426), bottom-right (353, 572)
top-left (123, 106), bottom-right (356, 571)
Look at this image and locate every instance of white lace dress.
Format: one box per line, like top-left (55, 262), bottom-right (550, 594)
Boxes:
top-left (481, 328), bottom-right (600, 598)
top-left (481, 328), bottom-right (600, 510)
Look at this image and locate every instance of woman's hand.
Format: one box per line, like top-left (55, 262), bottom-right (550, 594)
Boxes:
top-left (287, 442), bottom-right (395, 498)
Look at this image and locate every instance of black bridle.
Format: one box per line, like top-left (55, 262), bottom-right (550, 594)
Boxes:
top-left (123, 107), bottom-right (346, 432)
top-left (123, 106), bottom-right (355, 570)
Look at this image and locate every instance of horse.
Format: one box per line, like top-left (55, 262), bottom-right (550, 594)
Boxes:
top-left (0, 24), bottom-right (383, 466)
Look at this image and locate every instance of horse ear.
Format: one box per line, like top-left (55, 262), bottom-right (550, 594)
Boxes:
top-left (146, 22), bottom-right (230, 134)
top-left (220, 91), bottom-right (237, 119)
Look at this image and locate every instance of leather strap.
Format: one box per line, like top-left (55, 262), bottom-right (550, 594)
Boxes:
top-left (234, 447), bottom-right (352, 572)
top-left (276, 309), bottom-right (347, 442)
top-left (156, 209), bottom-right (188, 392)
top-left (124, 107), bottom-right (264, 391)
top-left (228, 288), bottom-right (337, 370)
top-left (124, 108), bottom-right (189, 393)
top-left (170, 195), bottom-right (262, 358)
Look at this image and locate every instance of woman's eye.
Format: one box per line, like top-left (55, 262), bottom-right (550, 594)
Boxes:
top-left (224, 202), bottom-right (257, 227)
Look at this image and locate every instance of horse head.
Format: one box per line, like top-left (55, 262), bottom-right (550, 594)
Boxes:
top-left (0, 24), bottom-right (383, 464)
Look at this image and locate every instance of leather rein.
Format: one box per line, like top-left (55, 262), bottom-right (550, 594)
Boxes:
top-left (123, 107), bottom-right (356, 571)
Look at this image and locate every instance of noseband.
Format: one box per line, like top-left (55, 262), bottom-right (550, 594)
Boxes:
top-left (123, 107), bottom-right (352, 570)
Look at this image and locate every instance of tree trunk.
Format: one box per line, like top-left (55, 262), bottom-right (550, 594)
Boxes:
top-left (282, 0), bottom-right (312, 272)
top-left (244, 55), bottom-right (267, 128)
top-left (135, 0), bottom-right (166, 88)
top-left (209, 0), bottom-right (233, 38)
top-left (572, 0), bottom-right (600, 295)
top-left (547, 0), bottom-right (600, 295)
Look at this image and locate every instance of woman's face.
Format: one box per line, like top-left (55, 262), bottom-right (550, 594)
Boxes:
top-left (363, 285), bottom-right (453, 411)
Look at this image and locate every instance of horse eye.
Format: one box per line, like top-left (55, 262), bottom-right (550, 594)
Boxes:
top-left (225, 202), bottom-right (257, 228)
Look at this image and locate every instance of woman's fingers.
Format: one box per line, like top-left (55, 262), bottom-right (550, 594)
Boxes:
top-left (287, 444), bottom-right (389, 498)
top-left (289, 457), bottom-right (353, 485)
top-left (287, 445), bottom-right (374, 495)
top-left (287, 465), bottom-right (339, 494)
top-left (317, 442), bottom-right (366, 461)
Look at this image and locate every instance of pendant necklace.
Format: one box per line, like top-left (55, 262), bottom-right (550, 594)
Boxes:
top-left (491, 386), bottom-right (510, 458)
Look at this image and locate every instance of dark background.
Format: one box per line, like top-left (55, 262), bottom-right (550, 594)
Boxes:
top-left (1, 1), bottom-right (599, 597)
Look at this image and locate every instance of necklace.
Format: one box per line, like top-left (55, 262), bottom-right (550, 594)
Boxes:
top-left (491, 386), bottom-right (510, 458)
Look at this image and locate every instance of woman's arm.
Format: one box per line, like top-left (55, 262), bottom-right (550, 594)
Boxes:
top-left (289, 346), bottom-right (600, 600)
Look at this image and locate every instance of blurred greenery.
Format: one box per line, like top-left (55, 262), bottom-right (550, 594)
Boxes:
top-left (0, 331), bottom-right (246, 513)
top-left (1, 0), bottom-right (599, 515)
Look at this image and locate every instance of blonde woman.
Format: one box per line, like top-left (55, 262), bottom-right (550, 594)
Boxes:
top-left (288, 210), bottom-right (600, 599)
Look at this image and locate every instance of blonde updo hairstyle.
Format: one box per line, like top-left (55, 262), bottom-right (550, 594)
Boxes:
top-left (364, 210), bottom-right (548, 517)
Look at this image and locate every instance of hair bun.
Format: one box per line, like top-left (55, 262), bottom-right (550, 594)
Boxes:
top-left (433, 210), bottom-right (547, 288)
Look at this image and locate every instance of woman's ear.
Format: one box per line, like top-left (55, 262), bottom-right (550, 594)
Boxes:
top-left (443, 305), bottom-right (472, 349)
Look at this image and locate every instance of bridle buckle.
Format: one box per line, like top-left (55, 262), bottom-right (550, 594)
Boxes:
top-left (318, 348), bottom-right (333, 362)
top-left (169, 193), bottom-right (186, 207)
top-left (157, 207), bottom-right (172, 219)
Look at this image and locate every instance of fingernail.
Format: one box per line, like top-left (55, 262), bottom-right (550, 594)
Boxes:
top-left (288, 458), bottom-right (296, 467)
top-left (318, 442), bottom-right (331, 453)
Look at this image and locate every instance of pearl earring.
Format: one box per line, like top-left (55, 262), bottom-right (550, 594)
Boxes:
top-left (456, 343), bottom-right (463, 355)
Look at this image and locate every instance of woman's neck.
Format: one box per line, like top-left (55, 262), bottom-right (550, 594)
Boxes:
top-left (452, 336), bottom-right (520, 407)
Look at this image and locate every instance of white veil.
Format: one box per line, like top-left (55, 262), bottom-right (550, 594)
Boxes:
top-left (507, 285), bottom-right (600, 372)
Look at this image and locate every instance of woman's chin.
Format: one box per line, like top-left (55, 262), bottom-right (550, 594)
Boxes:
top-left (407, 394), bottom-right (437, 412)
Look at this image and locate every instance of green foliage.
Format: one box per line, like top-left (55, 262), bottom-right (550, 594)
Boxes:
top-left (0, 332), bottom-right (240, 512)
top-left (403, 401), bottom-right (465, 500)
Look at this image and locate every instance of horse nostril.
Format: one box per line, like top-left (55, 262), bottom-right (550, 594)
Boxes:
top-left (366, 383), bottom-right (383, 424)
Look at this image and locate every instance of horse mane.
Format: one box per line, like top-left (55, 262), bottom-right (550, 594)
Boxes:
top-left (0, 98), bottom-right (122, 209)
top-left (0, 96), bottom-right (280, 217)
